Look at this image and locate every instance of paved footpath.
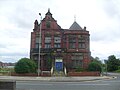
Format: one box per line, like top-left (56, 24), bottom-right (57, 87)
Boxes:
top-left (0, 76), bottom-right (114, 82)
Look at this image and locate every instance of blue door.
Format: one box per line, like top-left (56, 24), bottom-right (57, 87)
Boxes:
top-left (55, 59), bottom-right (63, 71)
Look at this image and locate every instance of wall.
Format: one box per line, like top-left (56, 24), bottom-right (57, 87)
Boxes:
top-left (11, 73), bottom-right (51, 77)
top-left (68, 71), bottom-right (100, 76)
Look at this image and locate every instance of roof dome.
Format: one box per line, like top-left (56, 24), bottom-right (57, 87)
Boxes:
top-left (69, 21), bottom-right (82, 30)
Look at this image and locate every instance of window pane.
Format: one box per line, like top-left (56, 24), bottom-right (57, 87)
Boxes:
top-left (46, 21), bottom-right (51, 28)
top-left (35, 43), bottom-right (39, 48)
top-left (71, 56), bottom-right (83, 60)
top-left (78, 39), bottom-right (85, 42)
top-left (36, 37), bottom-right (39, 43)
top-left (45, 37), bottom-right (51, 43)
top-left (72, 53), bottom-right (83, 55)
top-left (69, 38), bottom-right (76, 42)
top-left (54, 37), bottom-right (61, 43)
top-left (78, 43), bottom-right (85, 48)
top-left (54, 43), bottom-right (61, 48)
top-left (69, 43), bottom-right (76, 49)
top-left (72, 60), bottom-right (83, 68)
top-left (45, 43), bottom-right (51, 48)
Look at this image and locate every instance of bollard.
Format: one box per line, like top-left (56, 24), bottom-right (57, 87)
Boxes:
top-left (0, 80), bottom-right (16, 90)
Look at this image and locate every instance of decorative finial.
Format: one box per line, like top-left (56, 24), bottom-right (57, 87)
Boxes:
top-left (45, 8), bottom-right (52, 15)
top-left (48, 8), bottom-right (50, 12)
top-left (74, 15), bottom-right (76, 22)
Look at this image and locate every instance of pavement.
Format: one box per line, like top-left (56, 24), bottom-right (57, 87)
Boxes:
top-left (0, 76), bottom-right (115, 82)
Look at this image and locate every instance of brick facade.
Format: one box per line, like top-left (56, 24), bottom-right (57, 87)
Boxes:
top-left (30, 9), bottom-right (91, 72)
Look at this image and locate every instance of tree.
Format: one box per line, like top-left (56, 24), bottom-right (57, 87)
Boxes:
top-left (91, 56), bottom-right (102, 65)
top-left (88, 62), bottom-right (102, 72)
top-left (107, 55), bottom-right (120, 72)
top-left (15, 58), bottom-right (37, 74)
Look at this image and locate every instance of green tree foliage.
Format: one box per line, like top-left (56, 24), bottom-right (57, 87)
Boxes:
top-left (47, 57), bottom-right (52, 69)
top-left (45, 54), bottom-right (52, 70)
top-left (118, 66), bottom-right (120, 70)
top-left (75, 66), bottom-right (84, 72)
top-left (107, 55), bottom-right (120, 72)
top-left (15, 58), bottom-right (37, 74)
top-left (91, 56), bottom-right (102, 65)
top-left (115, 66), bottom-right (120, 73)
top-left (88, 62), bottom-right (102, 72)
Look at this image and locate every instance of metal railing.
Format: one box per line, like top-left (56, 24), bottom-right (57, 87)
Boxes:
top-left (51, 67), bottom-right (54, 75)
top-left (64, 67), bottom-right (67, 76)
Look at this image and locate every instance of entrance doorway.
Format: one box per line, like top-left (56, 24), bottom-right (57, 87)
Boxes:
top-left (55, 58), bottom-right (63, 71)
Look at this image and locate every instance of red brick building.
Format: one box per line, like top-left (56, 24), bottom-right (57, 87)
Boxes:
top-left (30, 9), bottom-right (91, 72)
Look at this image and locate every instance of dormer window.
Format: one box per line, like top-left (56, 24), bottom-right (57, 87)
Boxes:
top-left (46, 21), bottom-right (51, 28)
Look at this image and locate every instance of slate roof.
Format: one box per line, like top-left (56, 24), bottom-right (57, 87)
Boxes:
top-left (69, 21), bottom-right (82, 30)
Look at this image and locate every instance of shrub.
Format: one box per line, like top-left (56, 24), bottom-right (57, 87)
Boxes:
top-left (115, 66), bottom-right (120, 73)
top-left (88, 62), bottom-right (102, 72)
top-left (118, 66), bottom-right (120, 70)
top-left (75, 67), bottom-right (84, 72)
top-left (14, 58), bottom-right (37, 74)
top-left (115, 69), bottom-right (120, 73)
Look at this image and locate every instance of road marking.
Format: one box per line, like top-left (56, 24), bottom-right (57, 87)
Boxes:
top-left (18, 83), bottom-right (110, 86)
top-left (17, 83), bottom-right (53, 86)
top-left (102, 81), bottom-right (120, 83)
top-left (67, 84), bottom-right (110, 86)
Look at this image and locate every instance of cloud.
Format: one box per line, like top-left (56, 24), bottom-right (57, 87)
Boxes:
top-left (8, 7), bottom-right (34, 29)
top-left (0, 44), bottom-right (7, 49)
top-left (0, 0), bottom-right (120, 62)
top-left (90, 0), bottom-right (120, 42)
top-left (101, 0), bottom-right (120, 18)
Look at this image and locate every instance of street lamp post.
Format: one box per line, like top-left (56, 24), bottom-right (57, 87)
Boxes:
top-left (104, 60), bottom-right (107, 76)
top-left (38, 13), bottom-right (42, 76)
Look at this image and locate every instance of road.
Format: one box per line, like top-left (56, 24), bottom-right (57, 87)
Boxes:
top-left (16, 73), bottom-right (120, 90)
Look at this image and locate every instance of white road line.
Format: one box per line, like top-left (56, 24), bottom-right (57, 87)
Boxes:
top-left (102, 81), bottom-right (120, 83)
top-left (18, 83), bottom-right (110, 86)
top-left (67, 84), bottom-right (110, 86)
top-left (18, 83), bottom-right (53, 86)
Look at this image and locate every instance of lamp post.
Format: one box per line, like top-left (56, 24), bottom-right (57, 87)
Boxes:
top-left (104, 60), bottom-right (107, 76)
top-left (38, 13), bottom-right (42, 76)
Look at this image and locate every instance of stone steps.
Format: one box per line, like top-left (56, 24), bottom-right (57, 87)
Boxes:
top-left (52, 71), bottom-right (65, 77)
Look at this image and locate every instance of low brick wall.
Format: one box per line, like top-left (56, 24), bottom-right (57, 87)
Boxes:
top-left (68, 71), bottom-right (100, 76)
top-left (0, 80), bottom-right (16, 90)
top-left (11, 72), bottom-right (51, 77)
top-left (41, 71), bottom-right (51, 77)
top-left (11, 73), bottom-right (38, 76)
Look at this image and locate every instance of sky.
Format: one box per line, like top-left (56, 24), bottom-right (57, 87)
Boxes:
top-left (0, 0), bottom-right (120, 63)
